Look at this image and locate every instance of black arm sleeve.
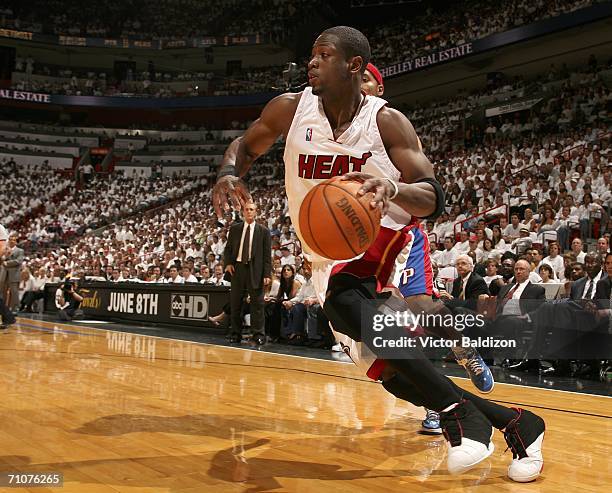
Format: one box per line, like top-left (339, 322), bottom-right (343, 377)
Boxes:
top-left (415, 177), bottom-right (445, 220)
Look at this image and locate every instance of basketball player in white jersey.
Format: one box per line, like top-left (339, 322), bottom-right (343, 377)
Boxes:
top-left (213, 27), bottom-right (545, 482)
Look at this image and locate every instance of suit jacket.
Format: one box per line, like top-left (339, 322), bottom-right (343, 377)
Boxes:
top-left (224, 221), bottom-right (271, 289)
top-left (449, 272), bottom-right (488, 311)
top-left (496, 281), bottom-right (546, 316)
top-left (594, 276), bottom-right (611, 310)
top-left (570, 272), bottom-right (607, 301)
top-left (3, 246), bottom-right (24, 283)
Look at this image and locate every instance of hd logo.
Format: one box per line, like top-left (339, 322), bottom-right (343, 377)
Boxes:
top-left (170, 294), bottom-right (209, 320)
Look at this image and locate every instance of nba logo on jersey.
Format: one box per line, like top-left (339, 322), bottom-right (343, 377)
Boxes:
top-left (305, 128), bottom-right (312, 141)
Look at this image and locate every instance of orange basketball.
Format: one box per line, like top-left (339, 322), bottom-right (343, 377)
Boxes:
top-left (299, 177), bottom-right (381, 260)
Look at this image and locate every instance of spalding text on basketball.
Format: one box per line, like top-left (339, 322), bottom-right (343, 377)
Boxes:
top-left (298, 151), bottom-right (372, 179)
top-left (335, 197), bottom-right (370, 248)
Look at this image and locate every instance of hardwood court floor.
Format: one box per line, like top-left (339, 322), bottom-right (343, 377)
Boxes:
top-left (0, 318), bottom-right (609, 492)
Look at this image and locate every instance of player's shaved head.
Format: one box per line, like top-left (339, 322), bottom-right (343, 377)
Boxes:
top-left (319, 26), bottom-right (370, 72)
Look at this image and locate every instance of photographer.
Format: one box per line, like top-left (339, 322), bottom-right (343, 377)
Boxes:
top-left (55, 279), bottom-right (83, 321)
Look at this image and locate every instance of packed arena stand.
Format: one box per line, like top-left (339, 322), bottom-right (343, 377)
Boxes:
top-left (363, 0), bottom-right (595, 67)
top-left (1, 0), bottom-right (323, 40)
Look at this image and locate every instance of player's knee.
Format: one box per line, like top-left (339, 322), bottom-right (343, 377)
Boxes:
top-left (381, 372), bottom-right (427, 407)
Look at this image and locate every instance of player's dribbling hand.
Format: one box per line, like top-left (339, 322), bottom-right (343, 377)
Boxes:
top-left (212, 175), bottom-right (252, 218)
top-left (341, 172), bottom-right (395, 215)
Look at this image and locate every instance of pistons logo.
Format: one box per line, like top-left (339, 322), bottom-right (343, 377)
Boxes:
top-left (298, 151), bottom-right (372, 179)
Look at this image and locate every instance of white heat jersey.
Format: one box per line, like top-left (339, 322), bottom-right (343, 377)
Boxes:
top-left (283, 87), bottom-right (412, 262)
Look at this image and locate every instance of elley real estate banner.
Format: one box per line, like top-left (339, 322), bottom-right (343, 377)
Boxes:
top-left (380, 2), bottom-right (612, 79)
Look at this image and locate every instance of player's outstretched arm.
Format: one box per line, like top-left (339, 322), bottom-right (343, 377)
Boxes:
top-left (212, 93), bottom-right (300, 217)
top-left (343, 107), bottom-right (442, 219)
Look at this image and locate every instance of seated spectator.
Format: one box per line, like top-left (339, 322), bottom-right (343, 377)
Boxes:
top-left (495, 259), bottom-right (546, 317)
top-left (19, 267), bottom-right (46, 312)
top-left (537, 263), bottom-right (555, 284)
top-left (483, 259), bottom-right (502, 289)
top-left (510, 227), bottom-right (533, 255)
top-left (279, 246), bottom-right (295, 267)
top-left (596, 237), bottom-right (610, 263)
top-left (430, 240), bottom-right (443, 266)
top-left (541, 242), bottom-right (564, 281)
top-left (207, 264), bottom-right (230, 286)
top-left (570, 254), bottom-right (604, 301)
top-left (438, 236), bottom-right (457, 267)
top-left (504, 213), bottom-right (522, 242)
top-left (454, 230), bottom-right (470, 254)
top-left (277, 265), bottom-right (301, 340)
top-left (199, 266), bottom-right (212, 283)
top-left (164, 265), bottom-right (184, 283)
top-left (440, 254), bottom-right (488, 311)
top-left (594, 252), bottom-right (612, 312)
top-left (181, 266), bottom-right (199, 283)
top-left (281, 261), bottom-right (323, 346)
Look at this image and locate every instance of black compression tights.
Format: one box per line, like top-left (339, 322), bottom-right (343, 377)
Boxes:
top-left (383, 372), bottom-right (518, 429)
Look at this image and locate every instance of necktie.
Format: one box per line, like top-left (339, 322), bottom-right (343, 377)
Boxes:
top-left (501, 283), bottom-right (519, 309)
top-left (584, 279), bottom-right (594, 300)
top-left (242, 224), bottom-right (251, 262)
top-left (459, 280), bottom-right (466, 300)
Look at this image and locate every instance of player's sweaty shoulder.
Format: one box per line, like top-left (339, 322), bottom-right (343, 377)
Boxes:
top-left (376, 106), bottom-right (420, 151)
top-left (263, 91), bottom-right (303, 137)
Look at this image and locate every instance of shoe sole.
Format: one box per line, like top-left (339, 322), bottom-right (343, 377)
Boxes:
top-left (420, 426), bottom-right (443, 435)
top-left (449, 429), bottom-right (495, 475)
top-left (508, 431), bottom-right (545, 482)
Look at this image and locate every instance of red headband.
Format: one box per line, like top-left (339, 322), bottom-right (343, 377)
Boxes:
top-left (366, 63), bottom-right (383, 88)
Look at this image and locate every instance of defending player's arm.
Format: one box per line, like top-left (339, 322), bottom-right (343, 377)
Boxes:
top-left (212, 93), bottom-right (299, 217)
top-left (343, 107), bottom-right (443, 219)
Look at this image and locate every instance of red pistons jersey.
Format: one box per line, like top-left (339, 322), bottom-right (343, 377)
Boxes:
top-left (283, 87), bottom-right (413, 261)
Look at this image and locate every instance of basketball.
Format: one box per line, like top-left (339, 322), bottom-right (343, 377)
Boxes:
top-left (299, 177), bottom-right (381, 260)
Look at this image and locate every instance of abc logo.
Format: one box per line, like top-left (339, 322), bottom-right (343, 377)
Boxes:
top-left (171, 294), bottom-right (209, 320)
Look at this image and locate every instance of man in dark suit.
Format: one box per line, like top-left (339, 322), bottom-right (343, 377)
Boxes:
top-left (570, 254), bottom-right (605, 302)
top-left (594, 252), bottom-right (612, 312)
top-left (0, 225), bottom-right (16, 329)
top-left (441, 254), bottom-right (488, 311)
top-left (488, 259), bottom-right (546, 370)
top-left (224, 201), bottom-right (271, 345)
top-left (0, 233), bottom-right (24, 311)
top-left (496, 259), bottom-right (546, 317)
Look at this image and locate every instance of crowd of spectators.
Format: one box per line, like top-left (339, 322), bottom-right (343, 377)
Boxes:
top-left (0, 0), bottom-right (321, 41)
top-left (6, 0), bottom-right (599, 99)
top-left (12, 58), bottom-right (293, 98)
top-left (1, 162), bottom-right (72, 227)
top-left (10, 171), bottom-right (208, 252)
top-left (363, 0), bottom-right (595, 68)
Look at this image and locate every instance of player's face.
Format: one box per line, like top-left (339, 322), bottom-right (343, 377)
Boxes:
top-left (361, 70), bottom-right (383, 97)
top-left (308, 35), bottom-right (353, 96)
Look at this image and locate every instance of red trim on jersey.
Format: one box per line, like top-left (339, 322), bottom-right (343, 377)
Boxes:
top-left (330, 219), bottom-right (419, 292)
